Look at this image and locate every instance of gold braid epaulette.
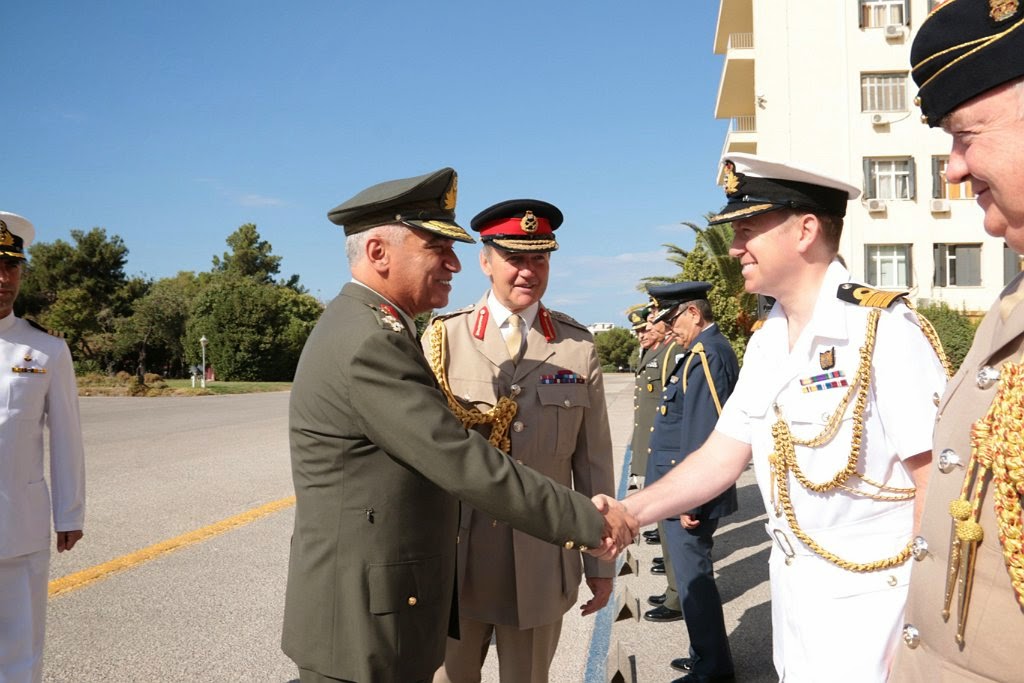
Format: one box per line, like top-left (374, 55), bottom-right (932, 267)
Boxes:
top-left (768, 308), bottom-right (917, 572)
top-left (426, 319), bottom-right (518, 452)
top-left (943, 357), bottom-right (1024, 645)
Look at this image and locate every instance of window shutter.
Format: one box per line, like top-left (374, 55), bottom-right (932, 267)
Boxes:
top-left (906, 244), bottom-right (914, 288)
top-left (933, 244), bottom-right (946, 287)
top-left (908, 157), bottom-right (917, 200)
top-left (863, 158), bottom-right (874, 199)
top-left (931, 157), bottom-right (942, 199)
top-left (865, 245), bottom-right (875, 286)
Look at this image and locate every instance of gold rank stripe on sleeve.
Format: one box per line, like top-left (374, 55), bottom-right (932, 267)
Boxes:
top-left (836, 283), bottom-right (908, 308)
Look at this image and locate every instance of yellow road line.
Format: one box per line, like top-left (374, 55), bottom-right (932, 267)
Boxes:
top-left (49, 495), bottom-right (296, 598)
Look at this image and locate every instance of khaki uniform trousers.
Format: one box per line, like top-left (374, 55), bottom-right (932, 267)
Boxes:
top-left (434, 616), bottom-right (563, 683)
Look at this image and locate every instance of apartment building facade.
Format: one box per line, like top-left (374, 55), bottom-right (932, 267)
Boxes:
top-left (713, 0), bottom-right (1021, 313)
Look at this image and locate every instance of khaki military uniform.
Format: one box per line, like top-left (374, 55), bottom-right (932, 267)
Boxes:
top-left (283, 283), bottom-right (604, 683)
top-left (891, 274), bottom-right (1024, 682)
top-left (424, 293), bottom-right (615, 681)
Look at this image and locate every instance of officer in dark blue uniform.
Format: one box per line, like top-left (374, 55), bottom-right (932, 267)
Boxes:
top-left (646, 281), bottom-right (739, 683)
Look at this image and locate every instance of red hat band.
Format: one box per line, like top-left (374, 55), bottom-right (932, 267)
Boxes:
top-left (477, 213), bottom-right (554, 239)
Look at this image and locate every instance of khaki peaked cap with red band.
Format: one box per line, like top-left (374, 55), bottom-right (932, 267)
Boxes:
top-left (471, 199), bottom-right (563, 253)
top-left (707, 153), bottom-right (860, 226)
top-left (0, 211), bottom-right (35, 262)
top-left (327, 167), bottom-right (474, 243)
top-left (912, 0), bottom-right (1024, 127)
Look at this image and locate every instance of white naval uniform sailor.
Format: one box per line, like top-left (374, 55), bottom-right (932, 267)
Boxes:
top-left (0, 312), bottom-right (85, 683)
top-left (715, 261), bottom-right (946, 682)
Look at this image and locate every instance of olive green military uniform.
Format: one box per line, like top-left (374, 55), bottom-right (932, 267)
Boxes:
top-left (631, 340), bottom-right (677, 478)
top-left (282, 168), bottom-right (604, 683)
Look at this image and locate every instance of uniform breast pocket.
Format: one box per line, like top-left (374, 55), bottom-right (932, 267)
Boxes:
top-left (367, 555), bottom-right (443, 615)
top-left (7, 375), bottom-right (47, 419)
top-left (536, 384), bottom-right (591, 457)
top-left (658, 383), bottom-right (682, 425)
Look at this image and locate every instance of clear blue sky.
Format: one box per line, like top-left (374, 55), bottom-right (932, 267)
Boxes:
top-left (4, 1), bottom-right (729, 325)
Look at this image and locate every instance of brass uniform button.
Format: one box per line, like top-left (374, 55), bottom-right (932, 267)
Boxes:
top-left (670, 459), bottom-right (677, 465)
top-left (887, 575), bottom-right (898, 587)
top-left (976, 366), bottom-right (1000, 389)
top-left (513, 421), bottom-right (524, 433)
top-left (660, 406), bottom-right (667, 415)
top-left (564, 540), bottom-right (575, 550)
top-left (912, 536), bottom-right (929, 560)
top-left (938, 448), bottom-right (963, 473)
top-left (408, 596), bottom-right (418, 606)
top-left (932, 392), bottom-right (940, 407)
top-left (902, 624), bottom-right (920, 648)
top-left (563, 399), bottom-right (571, 408)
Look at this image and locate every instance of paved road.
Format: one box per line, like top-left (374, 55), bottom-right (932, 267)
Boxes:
top-left (43, 377), bottom-right (773, 682)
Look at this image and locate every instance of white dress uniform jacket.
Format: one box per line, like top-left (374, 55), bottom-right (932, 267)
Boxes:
top-left (715, 262), bottom-right (946, 682)
top-left (0, 313), bottom-right (85, 559)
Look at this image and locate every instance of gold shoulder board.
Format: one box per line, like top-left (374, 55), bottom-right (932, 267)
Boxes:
top-left (836, 283), bottom-right (907, 309)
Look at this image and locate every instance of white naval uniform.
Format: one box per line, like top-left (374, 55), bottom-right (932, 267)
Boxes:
top-left (0, 313), bottom-right (85, 683)
top-left (715, 262), bottom-right (946, 683)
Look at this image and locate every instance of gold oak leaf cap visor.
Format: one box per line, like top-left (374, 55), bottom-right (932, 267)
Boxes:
top-left (911, 0), bottom-right (1024, 127)
top-left (327, 167), bottom-right (475, 243)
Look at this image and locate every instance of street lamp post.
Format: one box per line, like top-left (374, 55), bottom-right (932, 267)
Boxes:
top-left (200, 335), bottom-right (208, 389)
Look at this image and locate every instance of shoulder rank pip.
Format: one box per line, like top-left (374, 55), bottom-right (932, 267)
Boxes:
top-left (836, 283), bottom-right (908, 309)
top-left (27, 319), bottom-right (64, 338)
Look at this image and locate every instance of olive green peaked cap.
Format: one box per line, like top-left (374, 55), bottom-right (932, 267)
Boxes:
top-left (327, 167), bottom-right (475, 243)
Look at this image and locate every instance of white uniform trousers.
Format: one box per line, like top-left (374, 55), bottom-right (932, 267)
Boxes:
top-left (0, 548), bottom-right (49, 683)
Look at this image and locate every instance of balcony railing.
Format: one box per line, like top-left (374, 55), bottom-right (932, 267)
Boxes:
top-left (732, 116), bottom-right (756, 133)
top-left (727, 32), bottom-right (754, 50)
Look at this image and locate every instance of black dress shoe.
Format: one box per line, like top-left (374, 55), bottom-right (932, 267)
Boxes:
top-left (670, 657), bottom-right (694, 672)
top-left (652, 556), bottom-right (664, 564)
top-left (650, 563), bottom-right (666, 574)
top-left (643, 605), bottom-right (683, 622)
top-left (642, 528), bottom-right (658, 539)
top-left (644, 534), bottom-right (661, 545)
top-left (670, 673), bottom-right (735, 683)
top-left (647, 593), bottom-right (667, 606)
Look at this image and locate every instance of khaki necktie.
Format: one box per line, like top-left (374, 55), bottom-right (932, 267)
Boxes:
top-left (506, 314), bottom-right (524, 362)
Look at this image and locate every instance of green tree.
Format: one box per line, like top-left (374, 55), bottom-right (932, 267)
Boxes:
top-left (185, 275), bottom-right (322, 381)
top-left (18, 228), bottom-right (130, 317)
top-left (917, 302), bottom-right (978, 372)
top-left (212, 223), bottom-right (303, 290)
top-left (642, 221), bottom-right (757, 360)
top-left (594, 327), bottom-right (638, 371)
top-left (115, 274), bottom-right (199, 377)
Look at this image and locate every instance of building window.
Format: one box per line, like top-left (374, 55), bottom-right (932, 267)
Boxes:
top-left (864, 158), bottom-right (916, 200)
top-left (865, 244), bottom-right (912, 288)
top-left (927, 0), bottom-right (945, 11)
top-left (1005, 245), bottom-right (1023, 286)
top-left (931, 156), bottom-right (975, 199)
top-left (934, 244), bottom-right (981, 287)
top-left (861, 73), bottom-right (908, 112)
top-left (860, 0), bottom-right (909, 27)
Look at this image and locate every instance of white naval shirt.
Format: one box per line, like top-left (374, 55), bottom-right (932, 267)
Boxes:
top-left (0, 313), bottom-right (85, 560)
top-left (714, 261), bottom-right (947, 682)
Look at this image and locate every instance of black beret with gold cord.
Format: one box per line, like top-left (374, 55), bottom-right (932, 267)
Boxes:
top-left (912, 0), bottom-right (1024, 127)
